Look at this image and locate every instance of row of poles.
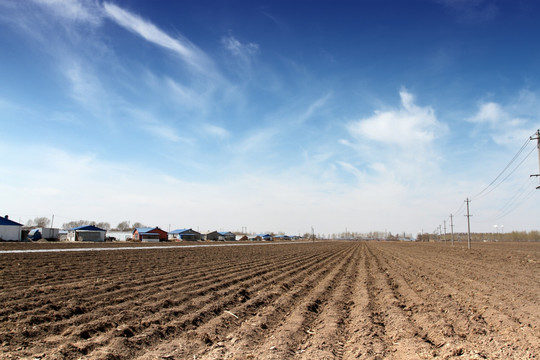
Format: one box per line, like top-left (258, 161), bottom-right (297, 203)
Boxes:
top-left (437, 129), bottom-right (540, 250)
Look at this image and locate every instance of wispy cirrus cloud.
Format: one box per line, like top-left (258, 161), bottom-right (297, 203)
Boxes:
top-left (32, 0), bottom-right (102, 25)
top-left (222, 34), bottom-right (260, 62)
top-left (103, 2), bottom-right (210, 72)
top-left (202, 123), bottom-right (230, 139)
top-left (126, 109), bottom-right (186, 143)
top-left (297, 92), bottom-right (332, 124)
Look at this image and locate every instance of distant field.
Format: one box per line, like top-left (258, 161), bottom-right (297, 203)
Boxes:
top-left (0, 241), bottom-right (538, 359)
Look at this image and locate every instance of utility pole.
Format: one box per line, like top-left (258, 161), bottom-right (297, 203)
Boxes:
top-left (50, 214), bottom-right (54, 229)
top-left (465, 198), bottom-right (472, 249)
top-left (450, 214), bottom-right (454, 246)
top-left (443, 220), bottom-right (447, 243)
top-left (531, 129), bottom-right (540, 189)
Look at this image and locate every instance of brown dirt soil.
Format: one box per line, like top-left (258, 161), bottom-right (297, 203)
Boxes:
top-left (0, 241), bottom-right (538, 359)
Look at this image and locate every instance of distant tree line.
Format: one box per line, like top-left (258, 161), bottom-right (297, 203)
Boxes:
top-left (417, 231), bottom-right (540, 242)
top-left (58, 220), bottom-right (146, 231)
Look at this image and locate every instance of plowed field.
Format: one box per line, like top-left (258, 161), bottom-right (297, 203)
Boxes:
top-left (1, 241), bottom-right (539, 359)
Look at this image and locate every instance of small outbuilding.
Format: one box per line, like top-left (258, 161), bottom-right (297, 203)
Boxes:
top-left (0, 216), bottom-right (23, 241)
top-left (133, 227), bottom-right (168, 242)
top-left (206, 231), bottom-right (236, 241)
top-left (169, 228), bottom-right (202, 241)
top-left (258, 233), bottom-right (273, 241)
top-left (28, 227), bottom-right (60, 241)
top-left (67, 225), bottom-right (106, 242)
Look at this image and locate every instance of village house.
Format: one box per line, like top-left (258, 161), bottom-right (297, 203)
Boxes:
top-left (67, 225), bottom-right (107, 242)
top-left (168, 228), bottom-right (202, 241)
top-left (132, 227), bottom-right (168, 242)
top-left (0, 216), bottom-right (23, 241)
top-left (205, 231), bottom-right (236, 241)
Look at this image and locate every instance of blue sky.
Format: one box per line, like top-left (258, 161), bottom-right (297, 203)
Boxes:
top-left (1, 0), bottom-right (539, 236)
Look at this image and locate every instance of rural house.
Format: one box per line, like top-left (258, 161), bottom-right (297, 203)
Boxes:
top-left (67, 225), bottom-right (107, 242)
top-left (206, 231), bottom-right (236, 241)
top-left (0, 216), bottom-right (23, 241)
top-left (169, 228), bottom-right (202, 241)
top-left (133, 227), bottom-right (168, 242)
top-left (258, 233), bottom-right (273, 241)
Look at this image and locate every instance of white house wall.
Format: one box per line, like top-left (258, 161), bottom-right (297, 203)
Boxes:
top-left (0, 226), bottom-right (21, 241)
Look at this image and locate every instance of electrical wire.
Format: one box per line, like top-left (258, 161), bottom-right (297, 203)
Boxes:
top-left (471, 136), bottom-right (532, 200)
top-left (472, 144), bottom-right (536, 201)
top-left (489, 182), bottom-right (537, 222)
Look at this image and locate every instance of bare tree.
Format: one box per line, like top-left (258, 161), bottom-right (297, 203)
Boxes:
top-left (96, 222), bottom-right (111, 231)
top-left (27, 217), bottom-right (50, 227)
top-left (115, 221), bottom-right (131, 231)
top-left (62, 220), bottom-right (92, 229)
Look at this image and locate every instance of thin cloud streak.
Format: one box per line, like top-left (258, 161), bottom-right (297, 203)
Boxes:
top-left (33, 0), bottom-right (102, 25)
top-left (103, 2), bottom-right (210, 72)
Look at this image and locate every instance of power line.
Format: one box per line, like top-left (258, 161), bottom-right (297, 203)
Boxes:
top-left (472, 136), bottom-right (533, 200)
top-left (472, 144), bottom-right (536, 201)
top-left (487, 178), bottom-right (537, 222)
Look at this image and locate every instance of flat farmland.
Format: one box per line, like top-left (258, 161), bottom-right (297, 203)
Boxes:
top-left (0, 241), bottom-right (539, 359)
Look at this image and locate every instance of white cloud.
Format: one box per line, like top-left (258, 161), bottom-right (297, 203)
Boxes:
top-left (467, 93), bottom-right (538, 146)
top-left (126, 109), bottom-right (185, 143)
top-left (32, 0), bottom-right (102, 25)
top-left (337, 161), bottom-right (364, 180)
top-left (202, 124), bottom-right (230, 138)
top-left (64, 61), bottom-right (101, 106)
top-left (347, 89), bottom-right (446, 147)
top-left (221, 34), bottom-right (259, 61)
top-left (468, 102), bottom-right (504, 125)
top-left (297, 92), bottom-right (332, 124)
top-left (103, 2), bottom-right (210, 72)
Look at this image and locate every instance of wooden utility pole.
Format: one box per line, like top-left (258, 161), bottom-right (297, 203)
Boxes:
top-left (465, 198), bottom-right (472, 249)
top-left (443, 220), bottom-right (447, 243)
top-left (450, 214), bottom-right (454, 246)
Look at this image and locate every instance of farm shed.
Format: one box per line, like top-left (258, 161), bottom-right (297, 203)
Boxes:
top-left (206, 231), bottom-right (236, 241)
top-left (169, 228), bottom-right (202, 241)
top-left (106, 231), bottom-right (132, 241)
top-left (0, 216), bottom-right (23, 241)
top-left (28, 228), bottom-right (60, 241)
top-left (235, 234), bottom-right (248, 241)
top-left (258, 234), bottom-right (273, 241)
top-left (133, 227), bottom-right (168, 242)
top-left (67, 225), bottom-right (106, 242)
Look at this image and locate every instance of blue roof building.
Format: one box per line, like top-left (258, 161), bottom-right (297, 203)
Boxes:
top-left (0, 215), bottom-right (23, 241)
top-left (67, 224), bottom-right (106, 242)
top-left (169, 228), bottom-right (201, 241)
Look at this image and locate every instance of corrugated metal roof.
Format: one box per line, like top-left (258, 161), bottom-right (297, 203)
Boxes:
top-left (0, 217), bottom-right (22, 227)
top-left (135, 227), bottom-right (155, 234)
top-left (69, 225), bottom-right (106, 232)
top-left (169, 228), bottom-right (190, 234)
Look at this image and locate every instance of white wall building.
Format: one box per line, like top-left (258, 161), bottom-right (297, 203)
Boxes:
top-left (0, 216), bottom-right (23, 241)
